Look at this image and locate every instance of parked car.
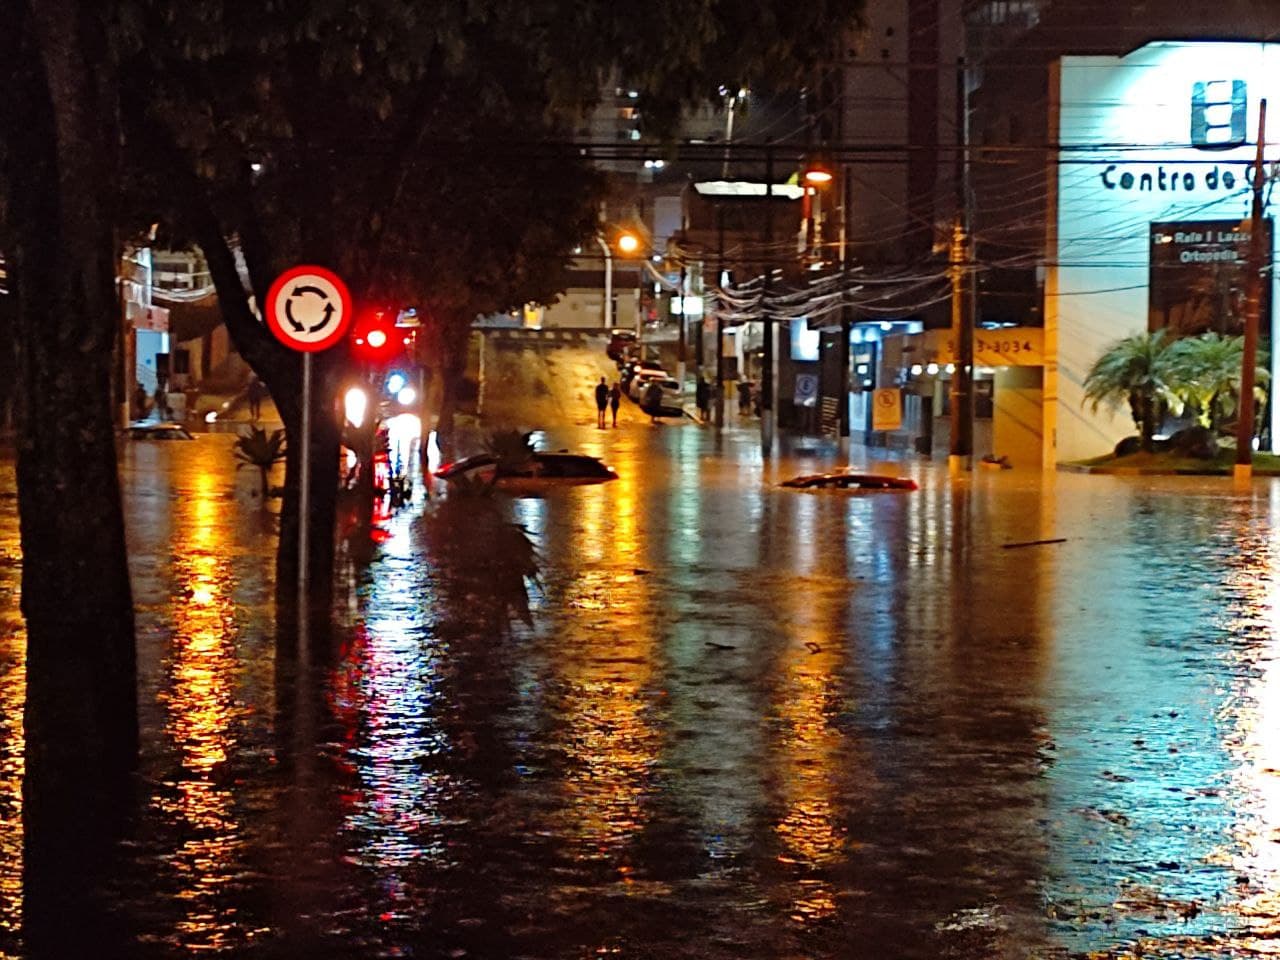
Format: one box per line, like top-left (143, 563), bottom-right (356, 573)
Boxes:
top-left (620, 359), bottom-right (665, 384)
top-left (628, 373), bottom-right (681, 404)
top-left (125, 422), bottom-right (195, 441)
top-left (624, 366), bottom-right (669, 394)
top-left (780, 472), bottom-right (918, 491)
top-left (606, 329), bottom-right (639, 362)
top-left (436, 451), bottom-right (618, 491)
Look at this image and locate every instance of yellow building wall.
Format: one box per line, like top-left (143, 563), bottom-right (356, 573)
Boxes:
top-left (993, 367), bottom-right (1045, 470)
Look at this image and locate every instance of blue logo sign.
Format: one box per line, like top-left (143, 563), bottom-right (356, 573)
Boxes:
top-left (1191, 80), bottom-right (1247, 151)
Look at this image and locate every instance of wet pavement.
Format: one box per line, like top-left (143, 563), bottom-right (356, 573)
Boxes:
top-left (4, 409), bottom-right (1280, 957)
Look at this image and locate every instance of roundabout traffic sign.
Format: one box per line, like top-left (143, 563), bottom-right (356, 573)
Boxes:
top-left (262, 263), bottom-right (353, 638)
top-left (265, 264), bottom-right (352, 352)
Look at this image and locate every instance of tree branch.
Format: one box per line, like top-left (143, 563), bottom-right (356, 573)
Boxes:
top-left (121, 99), bottom-right (288, 377)
top-left (356, 50), bottom-right (445, 283)
top-left (231, 161), bottom-right (277, 311)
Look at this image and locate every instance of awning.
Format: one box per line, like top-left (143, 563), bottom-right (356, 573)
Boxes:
top-left (693, 181), bottom-right (805, 200)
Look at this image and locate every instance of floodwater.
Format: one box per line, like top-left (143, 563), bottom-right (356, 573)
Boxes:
top-left (4, 411), bottom-right (1280, 958)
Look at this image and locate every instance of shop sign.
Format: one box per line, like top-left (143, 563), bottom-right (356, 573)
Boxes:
top-left (927, 327), bottom-right (1044, 367)
top-left (127, 302), bottom-right (170, 332)
top-left (793, 373), bottom-right (819, 407)
top-left (872, 388), bottom-right (902, 431)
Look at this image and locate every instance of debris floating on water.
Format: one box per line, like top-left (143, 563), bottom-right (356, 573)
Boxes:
top-left (1001, 538), bottom-right (1068, 550)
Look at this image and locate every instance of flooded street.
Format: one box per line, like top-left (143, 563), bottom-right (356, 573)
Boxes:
top-left (3, 414), bottom-right (1280, 957)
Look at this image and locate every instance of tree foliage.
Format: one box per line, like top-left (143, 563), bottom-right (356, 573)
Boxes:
top-left (1084, 330), bottom-right (1270, 449)
top-left (1165, 332), bottom-right (1268, 431)
top-left (1082, 330), bottom-right (1179, 452)
top-left (484, 429), bottom-right (536, 479)
top-left (233, 425), bottom-right (287, 499)
top-left (13, 0), bottom-right (869, 615)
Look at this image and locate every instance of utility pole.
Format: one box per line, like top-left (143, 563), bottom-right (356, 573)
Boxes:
top-left (762, 143), bottom-right (775, 454)
top-left (722, 89), bottom-right (741, 179)
top-left (1236, 97), bottom-right (1268, 481)
top-left (948, 217), bottom-right (974, 473)
top-left (596, 233), bottom-right (613, 330)
top-left (676, 264), bottom-right (687, 389)
top-left (694, 268), bottom-right (704, 372)
top-left (949, 57), bottom-right (974, 475)
top-left (715, 205), bottom-right (726, 431)
top-left (838, 164), bottom-right (852, 457)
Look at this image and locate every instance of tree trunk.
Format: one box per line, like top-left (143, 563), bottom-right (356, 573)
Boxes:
top-left (274, 356), bottom-right (343, 629)
top-left (1140, 393), bottom-right (1155, 453)
top-left (436, 367), bottom-right (458, 459)
top-left (5, 1), bottom-right (136, 954)
top-left (168, 184), bottom-right (344, 632)
top-left (434, 333), bottom-right (467, 459)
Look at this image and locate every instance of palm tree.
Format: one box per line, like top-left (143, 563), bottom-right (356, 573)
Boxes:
top-left (484, 429), bottom-right (536, 482)
top-left (1165, 332), bottom-right (1268, 433)
top-left (1082, 330), bottom-right (1179, 453)
top-left (233, 426), bottom-right (287, 499)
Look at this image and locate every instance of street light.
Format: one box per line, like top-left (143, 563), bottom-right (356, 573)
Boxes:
top-left (595, 233), bottom-right (613, 329)
top-left (803, 165), bottom-right (834, 187)
top-left (596, 229), bottom-right (642, 331)
top-left (801, 153), bottom-right (835, 257)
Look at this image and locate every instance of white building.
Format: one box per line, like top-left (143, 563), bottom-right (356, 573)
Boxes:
top-left (1047, 40), bottom-right (1280, 462)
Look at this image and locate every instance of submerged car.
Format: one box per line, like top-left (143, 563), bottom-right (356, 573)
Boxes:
top-left (436, 451), bottom-right (618, 490)
top-left (780, 472), bottom-right (918, 491)
top-left (125, 422), bottom-right (195, 441)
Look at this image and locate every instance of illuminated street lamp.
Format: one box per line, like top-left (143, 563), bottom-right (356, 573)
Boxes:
top-left (801, 153), bottom-right (835, 256)
top-left (595, 233), bottom-right (613, 328)
top-left (803, 162), bottom-right (834, 187)
top-left (596, 229), bottom-right (642, 330)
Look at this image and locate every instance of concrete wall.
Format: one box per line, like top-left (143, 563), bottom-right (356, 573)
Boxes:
top-left (537, 288), bottom-right (640, 331)
top-left (993, 366), bottom-right (1044, 469)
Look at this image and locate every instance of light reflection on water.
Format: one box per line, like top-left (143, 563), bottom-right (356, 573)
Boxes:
top-left (1221, 520), bottom-right (1280, 948)
top-left (771, 575), bottom-right (847, 924)
top-left (18, 429), bottom-right (1280, 956)
top-left (0, 464), bottom-right (21, 959)
top-left (153, 462), bottom-right (247, 952)
top-left (0, 595), bottom-right (21, 960)
top-left (546, 464), bottom-right (658, 862)
top-left (330, 505), bottom-right (455, 890)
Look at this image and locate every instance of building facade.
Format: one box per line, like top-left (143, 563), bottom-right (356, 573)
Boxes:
top-left (1049, 40), bottom-right (1280, 460)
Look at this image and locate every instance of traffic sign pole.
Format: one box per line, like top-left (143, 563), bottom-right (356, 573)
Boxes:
top-left (298, 352), bottom-right (312, 625)
top-left (264, 264), bottom-right (352, 635)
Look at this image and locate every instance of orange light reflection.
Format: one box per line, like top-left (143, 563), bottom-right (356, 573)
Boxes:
top-left (156, 467), bottom-right (244, 952)
top-left (0, 478), bottom-right (25, 955)
top-left (0, 627), bottom-right (23, 956)
top-left (772, 496), bottom-right (847, 924)
top-left (550, 463), bottom-right (655, 863)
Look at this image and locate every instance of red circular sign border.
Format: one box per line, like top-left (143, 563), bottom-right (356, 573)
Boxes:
top-left (265, 264), bottom-right (353, 353)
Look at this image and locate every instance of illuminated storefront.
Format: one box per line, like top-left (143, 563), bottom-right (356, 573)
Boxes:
top-left (1049, 40), bottom-right (1280, 462)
